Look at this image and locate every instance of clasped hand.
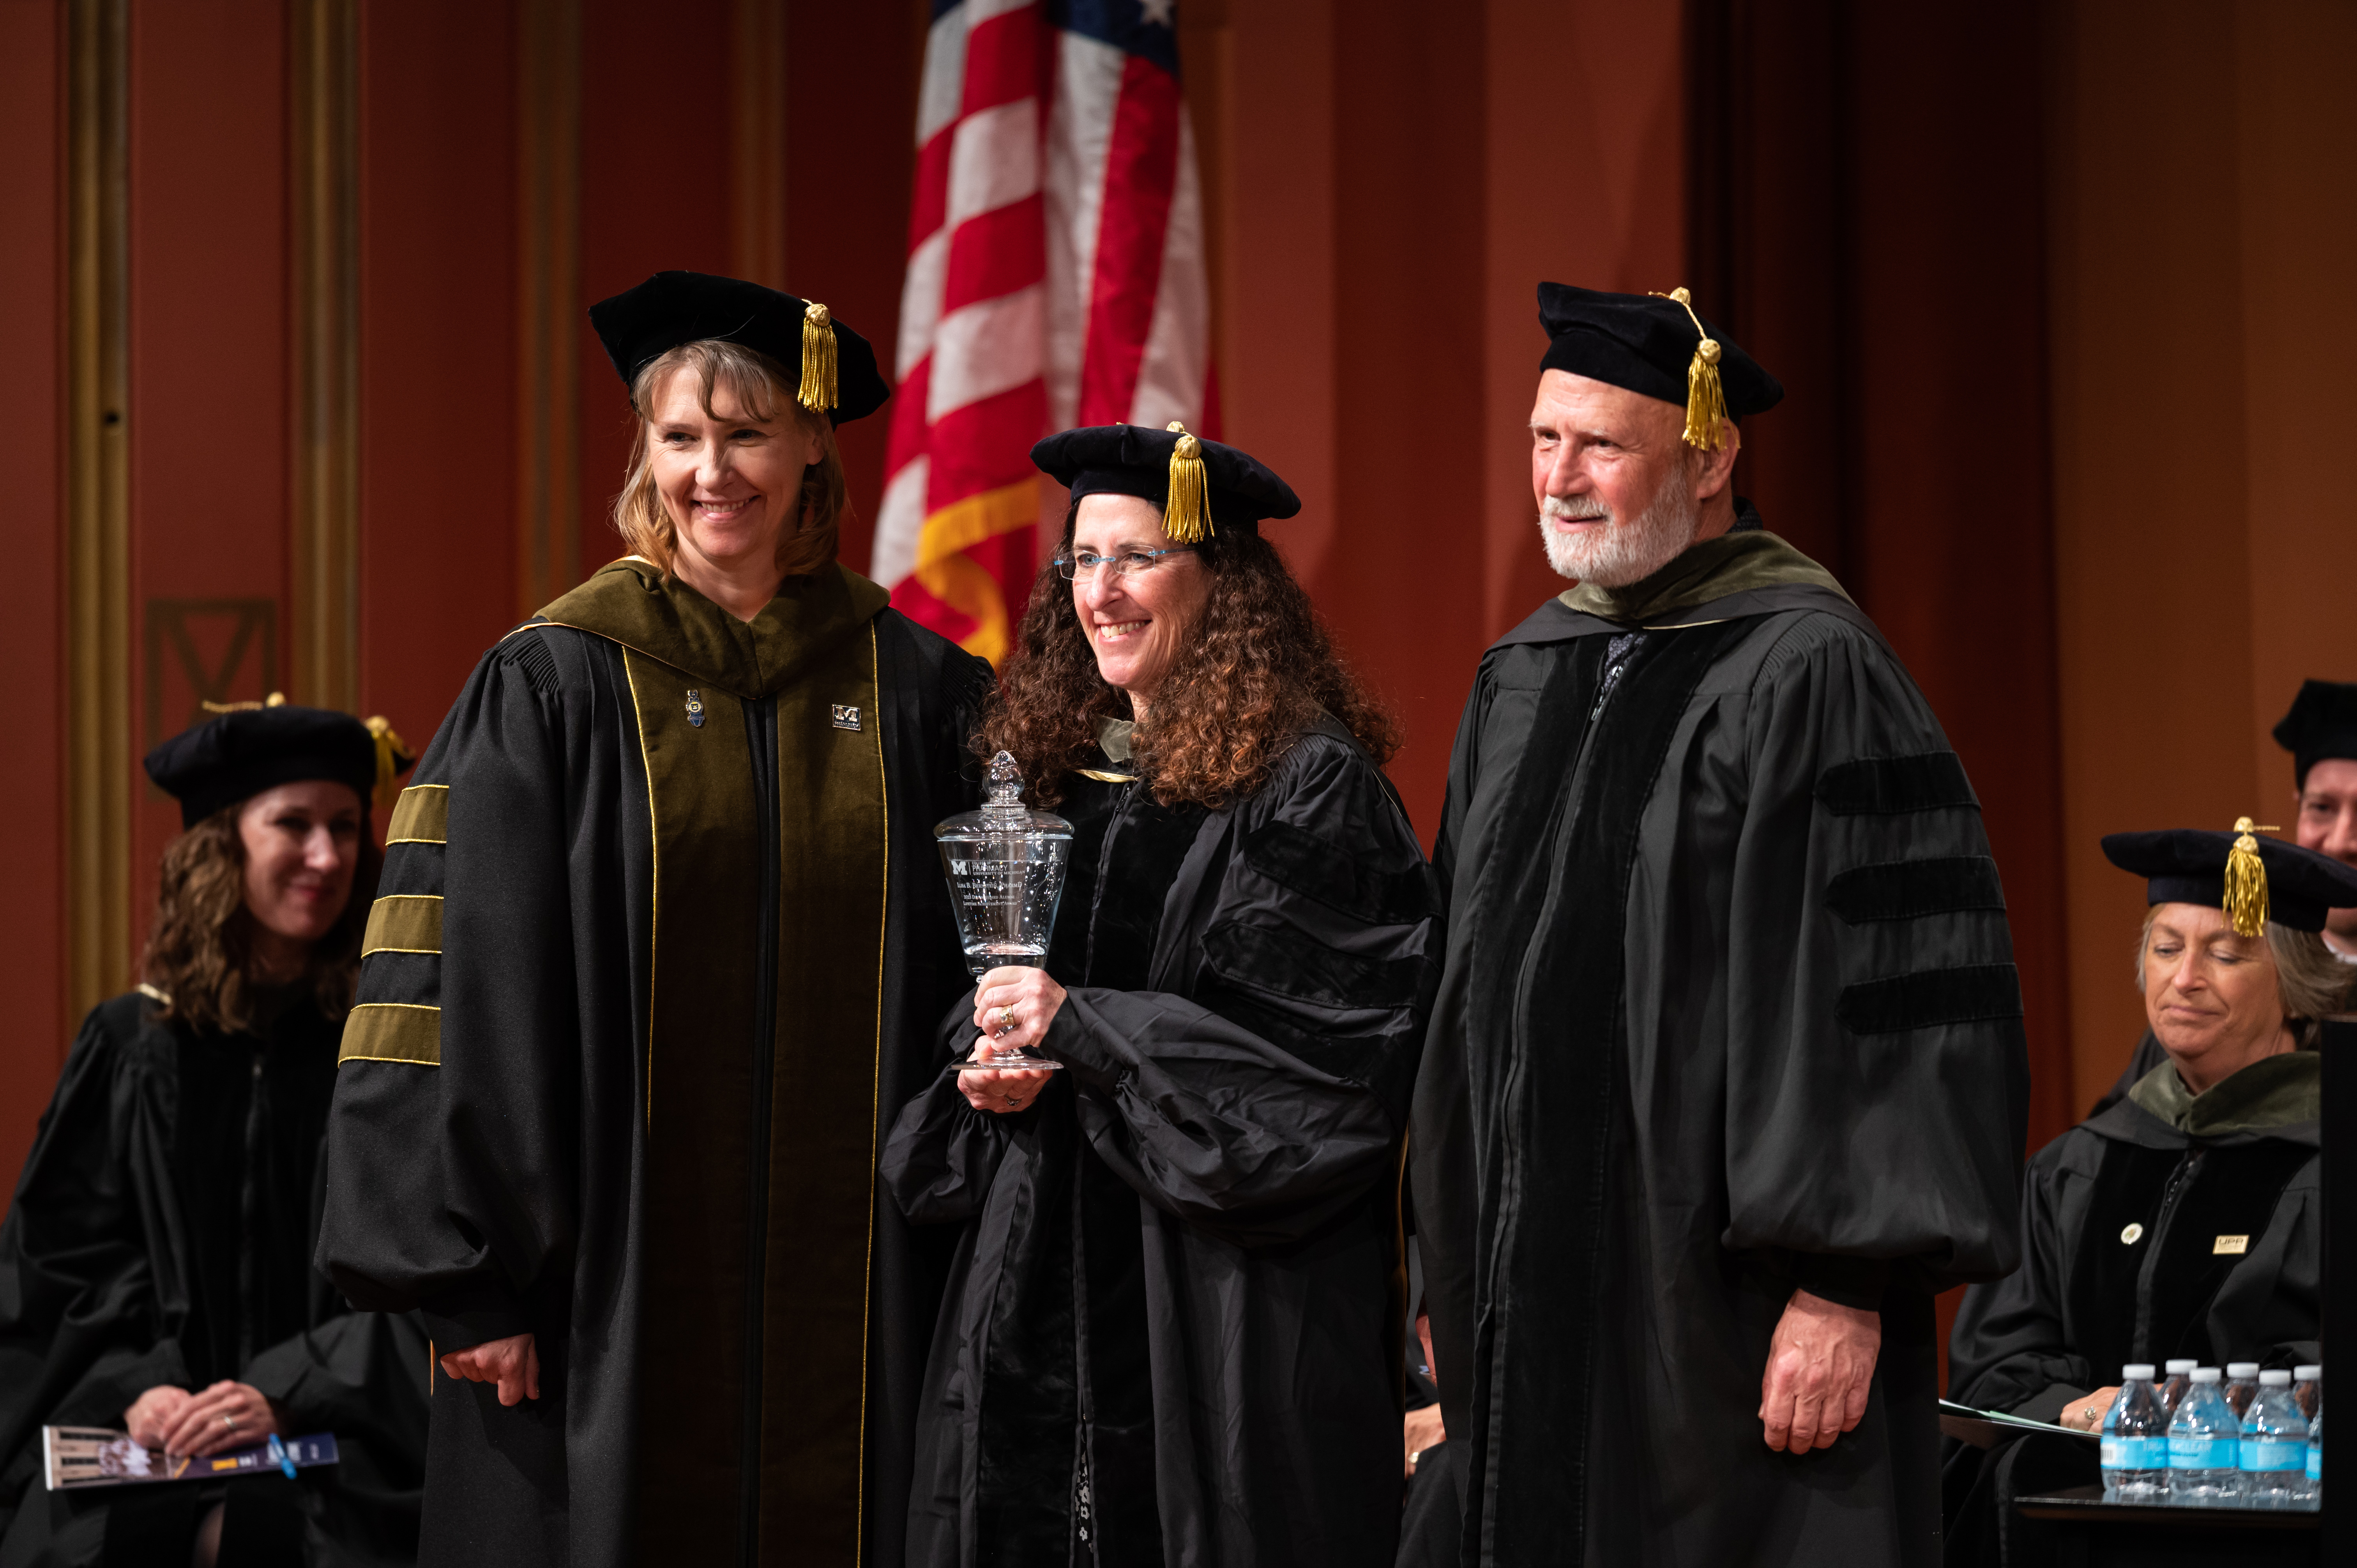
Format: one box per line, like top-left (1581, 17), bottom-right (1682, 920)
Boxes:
top-left (1757, 1288), bottom-right (1881, 1453)
top-left (958, 966), bottom-right (1066, 1114)
top-left (125, 1381), bottom-right (284, 1458)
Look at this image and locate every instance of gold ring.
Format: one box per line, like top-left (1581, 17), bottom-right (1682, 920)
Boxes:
top-left (999, 1007), bottom-right (1017, 1029)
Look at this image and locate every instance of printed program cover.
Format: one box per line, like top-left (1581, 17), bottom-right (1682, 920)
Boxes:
top-left (42, 1428), bottom-right (338, 1491)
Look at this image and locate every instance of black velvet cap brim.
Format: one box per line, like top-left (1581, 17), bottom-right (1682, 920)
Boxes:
top-left (2101, 828), bottom-right (2357, 931)
top-left (2271, 678), bottom-right (2357, 788)
top-left (587, 270), bottom-right (890, 426)
top-left (1534, 282), bottom-right (1784, 419)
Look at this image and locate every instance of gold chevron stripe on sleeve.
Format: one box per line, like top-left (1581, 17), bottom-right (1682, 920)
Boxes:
top-left (339, 1002), bottom-right (442, 1066)
top-left (362, 893), bottom-right (443, 956)
top-left (386, 784), bottom-right (449, 845)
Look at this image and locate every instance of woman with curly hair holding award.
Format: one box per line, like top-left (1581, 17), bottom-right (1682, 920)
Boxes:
top-left (883, 425), bottom-right (1441, 1566)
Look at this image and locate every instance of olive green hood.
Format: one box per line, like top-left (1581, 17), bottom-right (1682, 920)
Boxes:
top-left (537, 557), bottom-right (889, 698)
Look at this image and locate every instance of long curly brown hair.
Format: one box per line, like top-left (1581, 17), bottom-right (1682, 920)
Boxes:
top-left (140, 806), bottom-right (380, 1035)
top-left (982, 503), bottom-right (1398, 809)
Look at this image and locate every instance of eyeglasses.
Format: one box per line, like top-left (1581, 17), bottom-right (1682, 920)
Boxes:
top-left (1052, 546), bottom-right (1198, 581)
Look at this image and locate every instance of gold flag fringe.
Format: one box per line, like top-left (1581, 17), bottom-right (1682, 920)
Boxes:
top-left (1163, 421), bottom-right (1212, 543)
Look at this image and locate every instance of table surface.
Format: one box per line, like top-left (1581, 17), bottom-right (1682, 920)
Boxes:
top-left (2015, 1485), bottom-right (2320, 1531)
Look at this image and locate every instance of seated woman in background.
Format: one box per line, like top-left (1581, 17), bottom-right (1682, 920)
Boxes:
top-left (0, 700), bottom-right (428, 1568)
top-left (1943, 821), bottom-right (2354, 1564)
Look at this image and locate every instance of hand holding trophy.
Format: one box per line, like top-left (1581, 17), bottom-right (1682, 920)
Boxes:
top-left (936, 751), bottom-right (1074, 1076)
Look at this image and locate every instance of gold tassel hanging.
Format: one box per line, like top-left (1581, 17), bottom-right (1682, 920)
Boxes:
top-left (1163, 421), bottom-right (1212, 543)
top-left (798, 300), bottom-right (838, 413)
top-left (364, 716), bottom-right (413, 812)
top-left (1647, 286), bottom-right (1727, 451)
top-left (2223, 816), bottom-right (2280, 937)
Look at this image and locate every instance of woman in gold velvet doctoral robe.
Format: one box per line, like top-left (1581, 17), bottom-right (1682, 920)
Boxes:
top-left (315, 558), bottom-right (991, 1568)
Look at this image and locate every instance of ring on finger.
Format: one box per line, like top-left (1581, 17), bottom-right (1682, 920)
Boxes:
top-left (998, 1006), bottom-right (1017, 1029)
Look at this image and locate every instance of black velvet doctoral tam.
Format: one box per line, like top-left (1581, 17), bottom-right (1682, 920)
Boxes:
top-left (2100, 828), bottom-right (2357, 932)
top-left (2272, 678), bottom-right (2357, 788)
top-left (1535, 281), bottom-right (1784, 417)
top-left (1031, 423), bottom-right (1302, 531)
top-left (143, 702), bottom-right (388, 828)
top-left (587, 270), bottom-right (890, 423)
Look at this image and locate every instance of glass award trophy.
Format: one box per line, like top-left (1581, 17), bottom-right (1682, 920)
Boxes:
top-left (936, 750), bottom-right (1074, 1074)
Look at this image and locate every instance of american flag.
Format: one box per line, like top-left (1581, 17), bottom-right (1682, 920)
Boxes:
top-left (871, 0), bottom-right (1213, 666)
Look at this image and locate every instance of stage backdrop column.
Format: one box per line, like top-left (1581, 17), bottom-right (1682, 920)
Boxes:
top-left (1216, 0), bottom-right (1336, 589)
top-left (0, 0), bottom-right (74, 1190)
top-left (1690, 0), bottom-right (2073, 1150)
top-left (1482, 0), bottom-right (1686, 653)
top-left (1312, 0), bottom-right (1489, 829)
top-left (2044, 0), bottom-right (2357, 1100)
top-left (125, 0), bottom-right (298, 966)
top-left (353, 0), bottom-right (526, 738)
top-left (782, 0), bottom-right (926, 575)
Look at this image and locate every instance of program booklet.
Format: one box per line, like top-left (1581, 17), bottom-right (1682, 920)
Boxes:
top-left (42, 1427), bottom-right (338, 1491)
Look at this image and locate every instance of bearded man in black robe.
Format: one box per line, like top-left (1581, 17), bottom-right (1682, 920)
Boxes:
top-left (1409, 284), bottom-right (2028, 1566)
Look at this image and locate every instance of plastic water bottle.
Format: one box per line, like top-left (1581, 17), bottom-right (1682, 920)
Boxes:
top-left (2101, 1365), bottom-right (2168, 1503)
top-left (2166, 1368), bottom-right (2242, 1506)
top-left (2223, 1361), bottom-right (2262, 1420)
top-left (2302, 1411), bottom-right (2322, 1511)
top-left (2161, 1358), bottom-right (2198, 1416)
top-left (2291, 1363), bottom-right (2322, 1423)
top-left (2238, 1369), bottom-right (2310, 1510)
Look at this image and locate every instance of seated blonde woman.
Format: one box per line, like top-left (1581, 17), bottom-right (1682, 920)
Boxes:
top-left (1943, 822), bottom-right (2355, 1563)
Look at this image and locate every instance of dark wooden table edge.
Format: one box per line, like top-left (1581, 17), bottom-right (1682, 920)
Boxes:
top-left (2015, 1486), bottom-right (2321, 1531)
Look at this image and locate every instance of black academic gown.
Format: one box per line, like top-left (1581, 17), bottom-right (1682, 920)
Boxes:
top-left (1410, 526), bottom-right (2029, 1568)
top-left (0, 991), bottom-right (428, 1568)
top-left (314, 560), bottom-right (991, 1568)
top-left (882, 715), bottom-right (1440, 1568)
top-left (1941, 1053), bottom-right (2320, 1565)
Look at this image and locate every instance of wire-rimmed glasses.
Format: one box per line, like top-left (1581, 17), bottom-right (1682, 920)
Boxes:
top-left (1052, 546), bottom-right (1199, 581)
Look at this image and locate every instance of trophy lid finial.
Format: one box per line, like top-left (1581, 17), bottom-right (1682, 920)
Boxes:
top-left (986, 749), bottom-right (1023, 809)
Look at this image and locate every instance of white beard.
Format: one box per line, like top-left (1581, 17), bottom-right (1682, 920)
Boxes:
top-left (1538, 468), bottom-right (1704, 587)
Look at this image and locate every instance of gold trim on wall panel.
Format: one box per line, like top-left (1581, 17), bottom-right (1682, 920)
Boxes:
top-left (66, 0), bottom-right (132, 1020)
top-left (290, 0), bottom-right (360, 713)
top-left (517, 0), bottom-right (581, 615)
top-left (731, 0), bottom-right (788, 289)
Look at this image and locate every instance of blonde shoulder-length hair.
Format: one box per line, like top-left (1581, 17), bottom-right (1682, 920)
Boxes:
top-left (611, 339), bottom-right (852, 579)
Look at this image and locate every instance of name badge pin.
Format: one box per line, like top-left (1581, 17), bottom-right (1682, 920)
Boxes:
top-left (685, 689), bottom-right (705, 728)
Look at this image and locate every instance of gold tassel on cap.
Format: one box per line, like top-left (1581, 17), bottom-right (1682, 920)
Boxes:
top-left (1646, 286), bottom-right (1728, 451)
top-left (1163, 421), bottom-right (1212, 544)
top-left (797, 300), bottom-right (838, 413)
top-left (2223, 816), bottom-right (2280, 937)
top-left (365, 716), bottom-right (413, 811)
